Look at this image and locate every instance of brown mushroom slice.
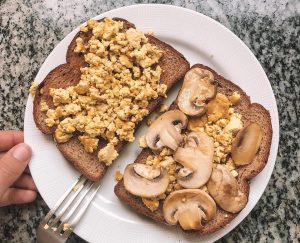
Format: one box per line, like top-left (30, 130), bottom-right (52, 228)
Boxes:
top-left (145, 110), bottom-right (188, 151)
top-left (163, 189), bottom-right (216, 230)
top-left (207, 164), bottom-right (247, 213)
top-left (174, 132), bottom-right (214, 188)
top-left (177, 68), bottom-right (216, 116)
top-left (231, 123), bottom-right (262, 165)
top-left (123, 164), bottom-right (169, 198)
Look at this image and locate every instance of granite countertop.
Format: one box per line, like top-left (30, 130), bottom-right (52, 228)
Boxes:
top-left (0, 0), bottom-right (299, 242)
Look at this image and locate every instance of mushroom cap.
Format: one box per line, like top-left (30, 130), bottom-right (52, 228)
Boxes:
top-left (231, 123), bottom-right (262, 165)
top-left (163, 189), bottom-right (216, 230)
top-left (207, 164), bottom-right (247, 213)
top-left (174, 132), bottom-right (214, 188)
top-left (146, 110), bottom-right (188, 151)
top-left (123, 164), bottom-right (169, 198)
top-left (177, 67), bottom-right (216, 116)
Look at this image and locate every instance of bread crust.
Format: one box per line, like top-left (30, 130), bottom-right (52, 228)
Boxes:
top-left (114, 64), bottom-right (273, 234)
top-left (33, 18), bottom-right (190, 181)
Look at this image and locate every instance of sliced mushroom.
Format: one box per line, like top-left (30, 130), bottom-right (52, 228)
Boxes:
top-left (174, 132), bottom-right (214, 188)
top-left (207, 164), bottom-right (247, 213)
top-left (123, 164), bottom-right (169, 198)
top-left (145, 110), bottom-right (188, 151)
top-left (231, 123), bottom-right (262, 165)
top-left (163, 189), bottom-right (216, 230)
top-left (177, 67), bottom-right (216, 116)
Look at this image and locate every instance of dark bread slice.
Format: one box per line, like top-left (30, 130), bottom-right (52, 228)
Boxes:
top-left (33, 18), bottom-right (190, 181)
top-left (114, 64), bottom-right (272, 234)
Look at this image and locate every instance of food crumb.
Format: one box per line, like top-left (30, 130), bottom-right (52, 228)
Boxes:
top-left (146, 118), bottom-right (153, 126)
top-left (230, 170), bottom-right (238, 177)
top-left (115, 170), bottom-right (123, 181)
top-left (29, 81), bottom-right (38, 97)
top-left (159, 104), bottom-right (169, 113)
top-left (142, 198), bottom-right (159, 212)
top-left (139, 135), bottom-right (148, 148)
top-left (146, 30), bottom-right (154, 36)
top-left (228, 92), bottom-right (241, 105)
top-left (63, 223), bottom-right (70, 231)
top-left (98, 143), bottom-right (119, 166)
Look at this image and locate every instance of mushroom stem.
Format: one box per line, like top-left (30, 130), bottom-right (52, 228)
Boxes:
top-left (174, 132), bottom-right (214, 189)
top-left (160, 126), bottom-right (183, 151)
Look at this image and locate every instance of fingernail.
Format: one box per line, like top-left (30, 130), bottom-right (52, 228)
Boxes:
top-left (12, 143), bottom-right (32, 162)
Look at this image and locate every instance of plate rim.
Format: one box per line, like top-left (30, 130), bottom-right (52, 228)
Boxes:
top-left (24, 4), bottom-right (279, 243)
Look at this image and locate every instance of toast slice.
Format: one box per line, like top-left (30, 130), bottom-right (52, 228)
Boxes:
top-left (33, 18), bottom-right (190, 181)
top-left (114, 64), bottom-right (272, 234)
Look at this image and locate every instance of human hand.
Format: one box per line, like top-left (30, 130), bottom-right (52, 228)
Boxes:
top-left (0, 131), bottom-right (37, 207)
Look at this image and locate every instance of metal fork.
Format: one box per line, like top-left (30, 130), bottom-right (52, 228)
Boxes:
top-left (36, 175), bottom-right (101, 243)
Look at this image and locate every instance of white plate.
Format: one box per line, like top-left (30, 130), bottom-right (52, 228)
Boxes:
top-left (24, 4), bottom-right (279, 243)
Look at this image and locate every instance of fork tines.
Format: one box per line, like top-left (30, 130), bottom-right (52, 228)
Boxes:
top-left (37, 175), bottom-right (100, 242)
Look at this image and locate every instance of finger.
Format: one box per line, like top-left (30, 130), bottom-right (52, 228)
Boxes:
top-left (0, 152), bottom-right (5, 160)
top-left (0, 131), bottom-right (23, 152)
top-left (13, 173), bottom-right (37, 191)
top-left (0, 143), bottom-right (32, 189)
top-left (0, 188), bottom-right (37, 206)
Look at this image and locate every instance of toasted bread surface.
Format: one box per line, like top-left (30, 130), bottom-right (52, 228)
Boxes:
top-left (114, 64), bottom-right (272, 234)
top-left (33, 18), bottom-right (190, 181)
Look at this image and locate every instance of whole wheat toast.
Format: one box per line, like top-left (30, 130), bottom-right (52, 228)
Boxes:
top-left (33, 18), bottom-right (190, 181)
top-left (114, 64), bottom-right (272, 234)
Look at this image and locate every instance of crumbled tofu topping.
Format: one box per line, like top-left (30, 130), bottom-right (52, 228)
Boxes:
top-left (115, 170), bottom-right (123, 181)
top-left (98, 143), bottom-right (119, 166)
top-left (29, 81), bottom-right (38, 97)
top-left (225, 113), bottom-right (243, 134)
top-left (79, 135), bottom-right (99, 153)
top-left (188, 115), bottom-right (208, 132)
top-left (138, 135), bottom-right (148, 148)
top-left (41, 17), bottom-right (166, 165)
top-left (228, 91), bottom-right (241, 105)
top-left (207, 93), bottom-right (230, 122)
top-left (142, 198), bottom-right (159, 212)
top-left (159, 104), bottom-right (169, 113)
top-left (40, 100), bottom-right (49, 112)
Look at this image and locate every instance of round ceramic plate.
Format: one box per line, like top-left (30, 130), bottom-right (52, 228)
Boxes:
top-left (24, 4), bottom-right (279, 243)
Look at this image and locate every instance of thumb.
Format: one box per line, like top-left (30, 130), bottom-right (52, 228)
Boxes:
top-left (0, 143), bottom-right (32, 190)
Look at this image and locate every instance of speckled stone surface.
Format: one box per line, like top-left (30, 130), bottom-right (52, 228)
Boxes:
top-left (0, 0), bottom-right (299, 242)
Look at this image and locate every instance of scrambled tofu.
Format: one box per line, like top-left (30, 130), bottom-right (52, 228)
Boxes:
top-left (40, 100), bottom-right (49, 112)
top-left (138, 135), bottom-right (148, 148)
top-left (225, 113), bottom-right (243, 134)
top-left (228, 91), bottom-right (241, 105)
top-left (98, 143), bottom-right (119, 166)
top-left (142, 198), bottom-right (160, 212)
top-left (41, 17), bottom-right (166, 165)
top-left (29, 81), bottom-right (38, 97)
top-left (188, 115), bottom-right (208, 132)
top-left (159, 104), bottom-right (169, 113)
top-left (207, 93), bottom-right (231, 122)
